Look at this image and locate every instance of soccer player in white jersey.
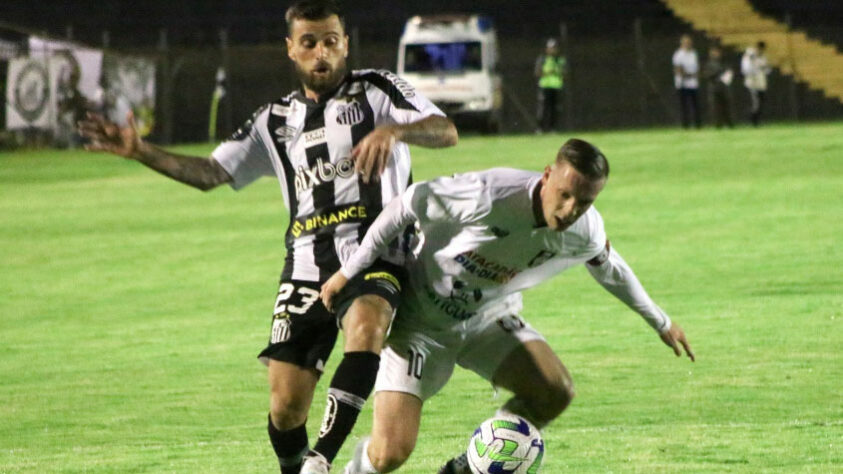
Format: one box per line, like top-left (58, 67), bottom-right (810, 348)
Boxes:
top-left (78, 1), bottom-right (457, 473)
top-left (320, 139), bottom-right (695, 473)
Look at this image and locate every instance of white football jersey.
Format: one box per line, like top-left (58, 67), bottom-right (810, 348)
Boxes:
top-left (212, 69), bottom-right (444, 282)
top-left (343, 168), bottom-right (607, 328)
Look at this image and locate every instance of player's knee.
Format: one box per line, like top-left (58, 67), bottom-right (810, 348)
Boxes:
top-left (269, 390), bottom-right (309, 430)
top-left (538, 377), bottom-right (575, 421)
top-left (525, 374), bottom-right (575, 423)
top-left (343, 295), bottom-right (392, 350)
top-left (368, 438), bottom-right (414, 473)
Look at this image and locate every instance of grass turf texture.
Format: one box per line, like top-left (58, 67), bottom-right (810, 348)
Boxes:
top-left (1, 123), bottom-right (841, 473)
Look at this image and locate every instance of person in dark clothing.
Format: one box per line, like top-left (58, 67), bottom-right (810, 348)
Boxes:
top-left (704, 46), bottom-right (734, 128)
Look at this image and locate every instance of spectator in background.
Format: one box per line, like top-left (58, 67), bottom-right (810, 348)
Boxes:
top-left (56, 64), bottom-right (89, 148)
top-left (704, 46), bottom-right (734, 128)
top-left (741, 41), bottom-right (771, 126)
top-left (535, 37), bottom-right (566, 133)
top-left (672, 34), bottom-right (701, 129)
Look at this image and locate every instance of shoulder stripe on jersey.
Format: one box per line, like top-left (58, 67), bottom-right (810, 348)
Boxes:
top-left (356, 71), bottom-right (420, 112)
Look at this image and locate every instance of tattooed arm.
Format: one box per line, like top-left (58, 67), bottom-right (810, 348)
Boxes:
top-left (78, 111), bottom-right (231, 191)
top-left (352, 115), bottom-right (458, 183)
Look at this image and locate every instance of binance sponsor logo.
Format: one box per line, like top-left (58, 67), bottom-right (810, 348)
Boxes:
top-left (454, 250), bottom-right (520, 284)
top-left (364, 271), bottom-right (401, 292)
top-left (295, 157), bottom-right (355, 196)
top-left (291, 204), bottom-right (368, 238)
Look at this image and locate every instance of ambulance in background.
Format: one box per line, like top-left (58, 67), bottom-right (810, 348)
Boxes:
top-left (397, 14), bottom-right (503, 133)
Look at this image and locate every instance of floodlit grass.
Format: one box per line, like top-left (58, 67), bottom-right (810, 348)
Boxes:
top-left (1, 123), bottom-right (841, 472)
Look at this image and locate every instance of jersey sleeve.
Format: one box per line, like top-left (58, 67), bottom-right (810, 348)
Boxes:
top-left (586, 244), bottom-right (672, 333)
top-left (211, 104), bottom-right (274, 190)
top-left (363, 69), bottom-right (445, 125)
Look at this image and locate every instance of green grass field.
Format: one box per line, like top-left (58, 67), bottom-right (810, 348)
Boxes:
top-left (1, 123), bottom-right (841, 473)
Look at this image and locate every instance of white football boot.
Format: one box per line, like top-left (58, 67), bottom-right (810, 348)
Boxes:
top-left (301, 452), bottom-right (331, 474)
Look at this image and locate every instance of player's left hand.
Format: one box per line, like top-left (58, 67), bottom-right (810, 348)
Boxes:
top-left (320, 271), bottom-right (350, 312)
top-left (352, 125), bottom-right (397, 184)
top-left (659, 322), bottom-right (695, 362)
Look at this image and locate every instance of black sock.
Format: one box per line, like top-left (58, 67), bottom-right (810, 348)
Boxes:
top-left (267, 414), bottom-right (308, 474)
top-left (311, 351), bottom-right (380, 463)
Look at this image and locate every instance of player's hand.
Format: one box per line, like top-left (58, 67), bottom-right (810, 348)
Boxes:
top-left (320, 271), bottom-right (350, 312)
top-left (351, 125), bottom-right (397, 184)
top-left (78, 111), bottom-right (142, 159)
top-left (659, 322), bottom-right (695, 362)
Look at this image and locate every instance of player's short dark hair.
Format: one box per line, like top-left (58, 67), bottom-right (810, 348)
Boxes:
top-left (556, 138), bottom-right (610, 180)
top-left (757, 40), bottom-right (766, 50)
top-left (285, 0), bottom-right (345, 35)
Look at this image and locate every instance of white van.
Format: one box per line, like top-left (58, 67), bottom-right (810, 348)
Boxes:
top-left (397, 14), bottom-right (503, 132)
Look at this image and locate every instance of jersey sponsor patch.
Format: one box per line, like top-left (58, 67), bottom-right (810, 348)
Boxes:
top-left (304, 127), bottom-right (327, 146)
top-left (290, 203), bottom-right (369, 238)
top-left (454, 250), bottom-right (520, 284)
top-left (294, 156), bottom-right (355, 196)
top-left (364, 271), bottom-right (402, 292)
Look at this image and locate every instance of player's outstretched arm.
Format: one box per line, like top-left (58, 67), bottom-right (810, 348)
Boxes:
top-left (585, 241), bottom-right (695, 361)
top-left (352, 115), bottom-right (457, 183)
top-left (78, 111), bottom-right (232, 191)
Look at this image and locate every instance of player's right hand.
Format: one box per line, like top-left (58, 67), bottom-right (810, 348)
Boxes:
top-left (659, 322), bottom-right (695, 362)
top-left (78, 111), bottom-right (142, 159)
top-left (320, 271), bottom-right (350, 312)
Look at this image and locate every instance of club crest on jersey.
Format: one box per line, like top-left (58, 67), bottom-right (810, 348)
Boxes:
top-left (336, 101), bottom-right (365, 126)
top-left (294, 157), bottom-right (355, 196)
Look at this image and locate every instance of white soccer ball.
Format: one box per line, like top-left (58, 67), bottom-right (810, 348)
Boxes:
top-left (466, 413), bottom-right (544, 474)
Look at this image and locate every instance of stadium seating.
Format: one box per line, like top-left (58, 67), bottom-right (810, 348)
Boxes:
top-left (662, 0), bottom-right (843, 102)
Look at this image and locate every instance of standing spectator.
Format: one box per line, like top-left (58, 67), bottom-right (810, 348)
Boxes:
top-left (741, 41), bottom-right (771, 126)
top-left (704, 46), bottom-right (734, 128)
top-left (535, 38), bottom-right (565, 133)
top-left (672, 34), bottom-right (701, 129)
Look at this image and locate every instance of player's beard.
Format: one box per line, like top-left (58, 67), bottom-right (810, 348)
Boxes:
top-left (296, 58), bottom-right (347, 96)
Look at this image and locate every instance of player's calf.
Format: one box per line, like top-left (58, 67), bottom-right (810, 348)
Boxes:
top-left (493, 340), bottom-right (575, 427)
top-left (367, 433), bottom-right (415, 473)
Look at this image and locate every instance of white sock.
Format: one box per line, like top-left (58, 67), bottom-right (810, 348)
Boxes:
top-left (345, 438), bottom-right (378, 474)
top-left (359, 438), bottom-right (377, 473)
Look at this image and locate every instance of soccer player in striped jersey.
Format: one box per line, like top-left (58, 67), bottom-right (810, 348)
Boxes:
top-left (78, 2), bottom-right (457, 473)
top-left (320, 139), bottom-right (694, 473)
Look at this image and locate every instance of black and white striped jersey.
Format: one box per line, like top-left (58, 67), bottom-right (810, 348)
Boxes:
top-left (212, 69), bottom-right (445, 282)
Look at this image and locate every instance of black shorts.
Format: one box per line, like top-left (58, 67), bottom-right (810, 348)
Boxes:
top-left (258, 260), bottom-right (405, 372)
top-left (332, 260), bottom-right (406, 327)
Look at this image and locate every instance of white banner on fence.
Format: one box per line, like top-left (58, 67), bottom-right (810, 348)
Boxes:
top-left (6, 37), bottom-right (103, 133)
top-left (6, 56), bottom-right (52, 129)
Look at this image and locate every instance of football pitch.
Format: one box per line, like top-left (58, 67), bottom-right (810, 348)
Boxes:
top-left (1, 123), bottom-right (841, 473)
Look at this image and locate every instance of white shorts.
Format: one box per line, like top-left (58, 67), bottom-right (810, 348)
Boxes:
top-left (374, 312), bottom-right (545, 401)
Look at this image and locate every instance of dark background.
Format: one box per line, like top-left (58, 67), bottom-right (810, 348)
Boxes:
top-left (1, 0), bottom-right (841, 142)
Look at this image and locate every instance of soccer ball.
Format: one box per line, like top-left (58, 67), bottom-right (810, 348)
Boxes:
top-left (466, 414), bottom-right (544, 474)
